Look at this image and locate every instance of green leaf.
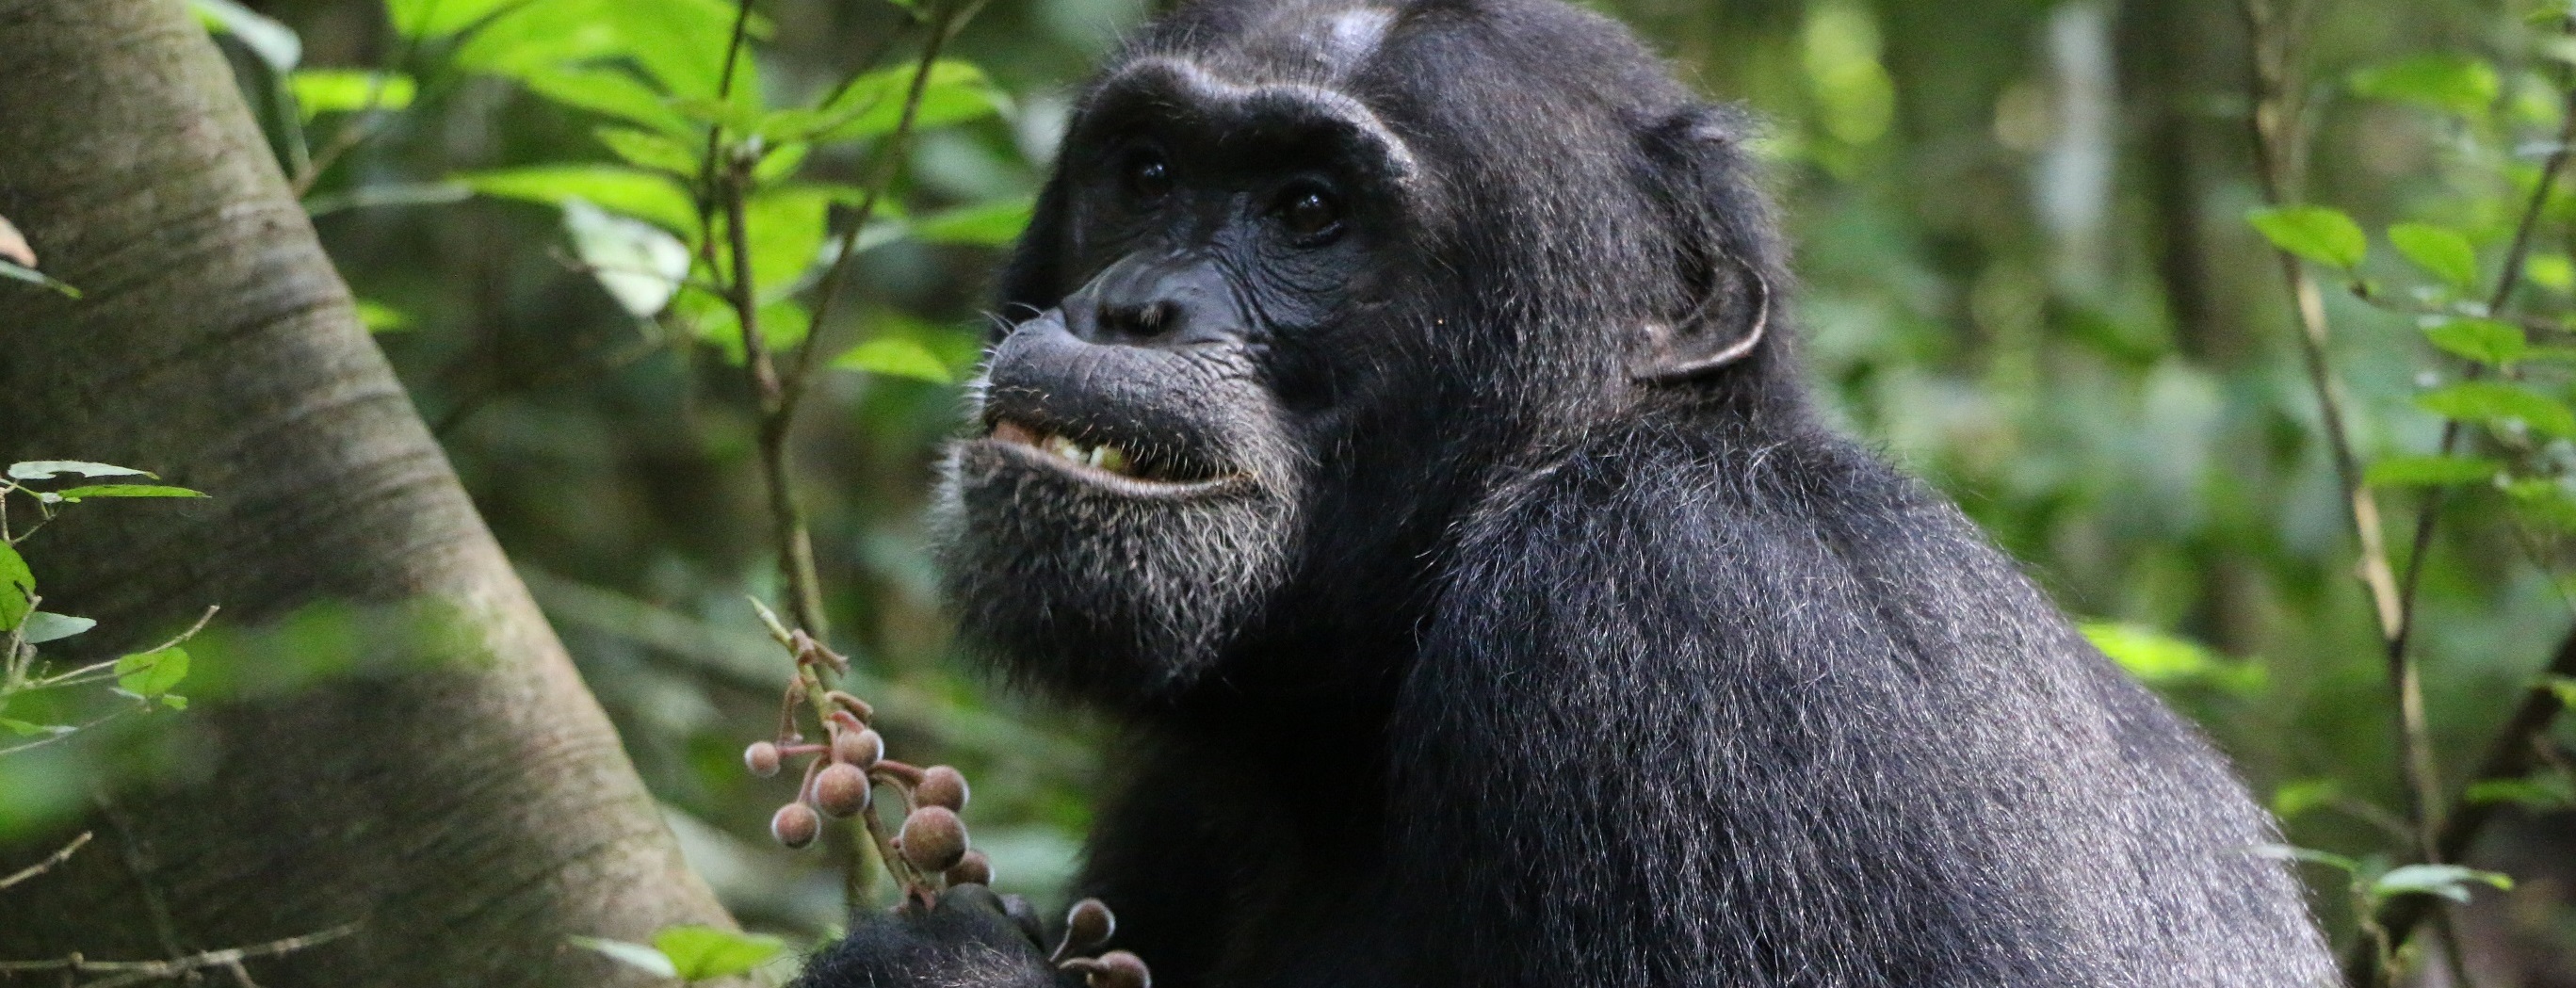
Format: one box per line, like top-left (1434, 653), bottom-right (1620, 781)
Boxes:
top-left (652, 926), bottom-right (788, 980)
top-left (2247, 206), bottom-right (2368, 269)
top-left (2269, 779), bottom-right (2340, 820)
top-left (2464, 777), bottom-right (2574, 808)
top-left (114, 646), bottom-right (190, 700)
top-left (44, 485), bottom-right (207, 503)
top-left (2388, 223), bottom-right (2478, 291)
top-left (290, 70), bottom-right (416, 121)
top-left (0, 542), bottom-right (33, 634)
top-left (2249, 843), bottom-right (2362, 874)
top-left (512, 66), bottom-right (697, 138)
top-left (0, 719), bottom-right (70, 737)
top-left (2531, 253), bottom-right (2576, 292)
top-left (595, 127), bottom-right (703, 177)
top-left (2348, 54), bottom-right (2501, 116)
top-left (834, 337), bottom-right (953, 383)
top-left (356, 300), bottom-right (414, 332)
top-left (814, 61), bottom-right (1005, 142)
top-left (562, 200), bottom-right (689, 318)
top-left (20, 612), bottom-right (95, 645)
top-left (2416, 381), bottom-right (2576, 438)
top-left (2371, 863), bottom-right (2513, 904)
top-left (8, 462), bottom-right (153, 481)
top-left (567, 936), bottom-right (678, 979)
top-left (2422, 317), bottom-right (2526, 365)
top-left (2364, 454), bottom-right (2504, 488)
top-left (457, 166), bottom-right (700, 235)
top-left (191, 0), bottom-right (301, 72)
top-left (734, 185), bottom-right (839, 292)
top-left (2080, 622), bottom-right (2265, 695)
top-left (2548, 674), bottom-right (2576, 708)
top-left (913, 198), bottom-right (1035, 247)
top-left (451, 0), bottom-right (764, 101)
top-left (384, 0), bottom-right (529, 37)
top-left (0, 259), bottom-right (83, 299)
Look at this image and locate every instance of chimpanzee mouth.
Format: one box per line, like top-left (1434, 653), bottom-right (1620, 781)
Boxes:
top-left (982, 417), bottom-right (1244, 497)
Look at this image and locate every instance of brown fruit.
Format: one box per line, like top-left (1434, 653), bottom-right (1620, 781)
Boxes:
top-left (815, 762), bottom-right (870, 818)
top-left (743, 740), bottom-right (782, 777)
top-left (915, 765), bottom-right (969, 811)
top-left (771, 802), bottom-right (821, 849)
top-left (1089, 951), bottom-right (1150, 988)
top-left (944, 849), bottom-right (994, 886)
top-left (898, 805), bottom-right (968, 873)
top-left (1064, 898), bottom-right (1115, 954)
top-left (834, 728), bottom-right (883, 768)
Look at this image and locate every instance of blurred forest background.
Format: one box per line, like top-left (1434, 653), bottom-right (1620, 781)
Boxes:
top-left (10, 0), bottom-right (2576, 982)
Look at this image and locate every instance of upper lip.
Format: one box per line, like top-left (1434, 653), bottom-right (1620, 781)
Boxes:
top-left (980, 416), bottom-right (1241, 494)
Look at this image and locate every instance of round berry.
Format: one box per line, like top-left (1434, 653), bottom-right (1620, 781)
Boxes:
top-left (834, 728), bottom-right (883, 768)
top-left (945, 849), bottom-right (994, 886)
top-left (1065, 898), bottom-right (1115, 953)
top-left (1090, 950), bottom-right (1150, 988)
top-left (770, 802), bottom-right (821, 849)
top-left (898, 805), bottom-right (968, 873)
top-left (815, 763), bottom-right (870, 818)
top-left (743, 741), bottom-right (782, 777)
top-left (915, 765), bottom-right (969, 812)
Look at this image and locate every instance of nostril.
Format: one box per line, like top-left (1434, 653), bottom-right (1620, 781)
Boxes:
top-left (1100, 300), bottom-right (1180, 340)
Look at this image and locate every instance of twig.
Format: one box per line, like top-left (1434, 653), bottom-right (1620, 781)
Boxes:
top-left (0, 925), bottom-right (358, 987)
top-left (0, 832), bottom-right (91, 891)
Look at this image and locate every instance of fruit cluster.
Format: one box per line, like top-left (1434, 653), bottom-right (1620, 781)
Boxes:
top-left (741, 608), bottom-right (1150, 987)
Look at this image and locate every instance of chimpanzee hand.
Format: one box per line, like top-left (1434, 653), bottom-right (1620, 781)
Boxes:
top-left (792, 884), bottom-right (1070, 988)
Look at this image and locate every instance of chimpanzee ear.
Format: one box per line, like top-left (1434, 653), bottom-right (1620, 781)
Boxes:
top-left (1628, 105), bottom-right (1775, 384)
top-left (1631, 249), bottom-right (1771, 383)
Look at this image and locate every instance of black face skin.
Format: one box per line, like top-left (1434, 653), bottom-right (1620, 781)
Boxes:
top-left (806, 0), bottom-right (2338, 986)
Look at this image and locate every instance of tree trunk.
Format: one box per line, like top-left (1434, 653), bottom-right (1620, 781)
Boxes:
top-left (0, 1), bottom-right (733, 984)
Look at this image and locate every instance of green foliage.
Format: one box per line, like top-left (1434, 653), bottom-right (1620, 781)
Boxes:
top-left (2079, 623), bottom-right (2266, 695)
top-left (2421, 316), bottom-right (2525, 365)
top-left (289, 70), bottom-right (416, 120)
top-left (2348, 54), bottom-right (2502, 116)
top-left (2364, 454), bottom-right (2504, 488)
top-left (2247, 205), bottom-right (2369, 269)
top-left (571, 926), bottom-right (787, 983)
top-left (2415, 380), bottom-right (2576, 437)
top-left (2388, 223), bottom-right (2479, 292)
top-left (836, 336), bottom-right (955, 383)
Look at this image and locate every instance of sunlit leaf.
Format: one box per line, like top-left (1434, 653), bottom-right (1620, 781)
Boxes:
top-left (2269, 779), bottom-right (2340, 820)
top-left (595, 127), bottom-right (703, 177)
top-left (2371, 864), bottom-right (2512, 904)
top-left (513, 66), bottom-right (697, 138)
top-left (2416, 381), bottom-right (2576, 437)
top-left (2248, 206), bottom-right (2368, 269)
top-left (0, 259), bottom-right (82, 299)
top-left (0, 719), bottom-right (70, 737)
top-left (290, 70), bottom-right (416, 121)
top-left (458, 166), bottom-right (700, 235)
top-left (2364, 454), bottom-right (2504, 488)
top-left (567, 936), bottom-right (678, 979)
top-left (563, 200), bottom-right (689, 318)
top-left (20, 613), bottom-right (95, 645)
top-left (814, 61), bottom-right (1004, 142)
top-left (913, 198), bottom-right (1034, 247)
top-left (2349, 54), bottom-right (2501, 116)
top-left (0, 543), bottom-right (34, 633)
top-left (2249, 843), bottom-right (2361, 874)
top-left (652, 926), bottom-right (788, 980)
top-left (2422, 317), bottom-right (2526, 365)
top-left (452, 0), bottom-right (764, 101)
top-left (2464, 777), bottom-right (2573, 808)
top-left (8, 462), bottom-right (153, 481)
top-left (44, 485), bottom-right (207, 503)
top-left (2079, 622), bottom-right (2265, 695)
top-left (114, 647), bottom-right (190, 700)
top-left (356, 300), bottom-right (414, 333)
top-left (834, 337), bottom-right (952, 383)
top-left (191, 0), bottom-right (301, 72)
top-left (384, 0), bottom-right (528, 38)
top-left (2389, 223), bottom-right (2478, 292)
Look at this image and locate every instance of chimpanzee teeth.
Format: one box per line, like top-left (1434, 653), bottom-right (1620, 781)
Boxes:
top-left (1022, 427), bottom-right (1137, 477)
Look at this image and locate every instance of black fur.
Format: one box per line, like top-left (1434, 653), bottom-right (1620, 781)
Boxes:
top-left (802, 0), bottom-right (2335, 984)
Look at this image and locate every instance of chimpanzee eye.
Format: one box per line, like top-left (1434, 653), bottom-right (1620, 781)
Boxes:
top-left (1120, 149), bottom-right (1174, 203)
top-left (1272, 184), bottom-right (1343, 243)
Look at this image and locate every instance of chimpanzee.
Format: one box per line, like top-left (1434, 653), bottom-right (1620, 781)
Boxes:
top-left (797, 0), bottom-right (2336, 984)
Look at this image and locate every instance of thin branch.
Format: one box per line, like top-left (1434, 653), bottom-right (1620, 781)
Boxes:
top-left (0, 832), bottom-right (90, 891)
top-left (0, 925), bottom-right (358, 987)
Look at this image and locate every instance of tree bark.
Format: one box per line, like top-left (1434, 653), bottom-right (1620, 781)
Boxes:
top-left (0, 1), bottom-right (733, 984)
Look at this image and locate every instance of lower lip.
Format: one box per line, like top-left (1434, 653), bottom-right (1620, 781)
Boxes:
top-left (975, 434), bottom-right (1245, 500)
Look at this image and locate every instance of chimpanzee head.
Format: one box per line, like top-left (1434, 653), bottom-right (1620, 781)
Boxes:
top-left (932, 0), bottom-right (1790, 706)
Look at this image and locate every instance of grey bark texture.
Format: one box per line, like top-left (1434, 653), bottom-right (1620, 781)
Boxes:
top-left (0, 0), bottom-right (734, 983)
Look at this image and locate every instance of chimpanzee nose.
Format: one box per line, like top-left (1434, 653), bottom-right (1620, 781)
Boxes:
top-left (1065, 253), bottom-right (1241, 348)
